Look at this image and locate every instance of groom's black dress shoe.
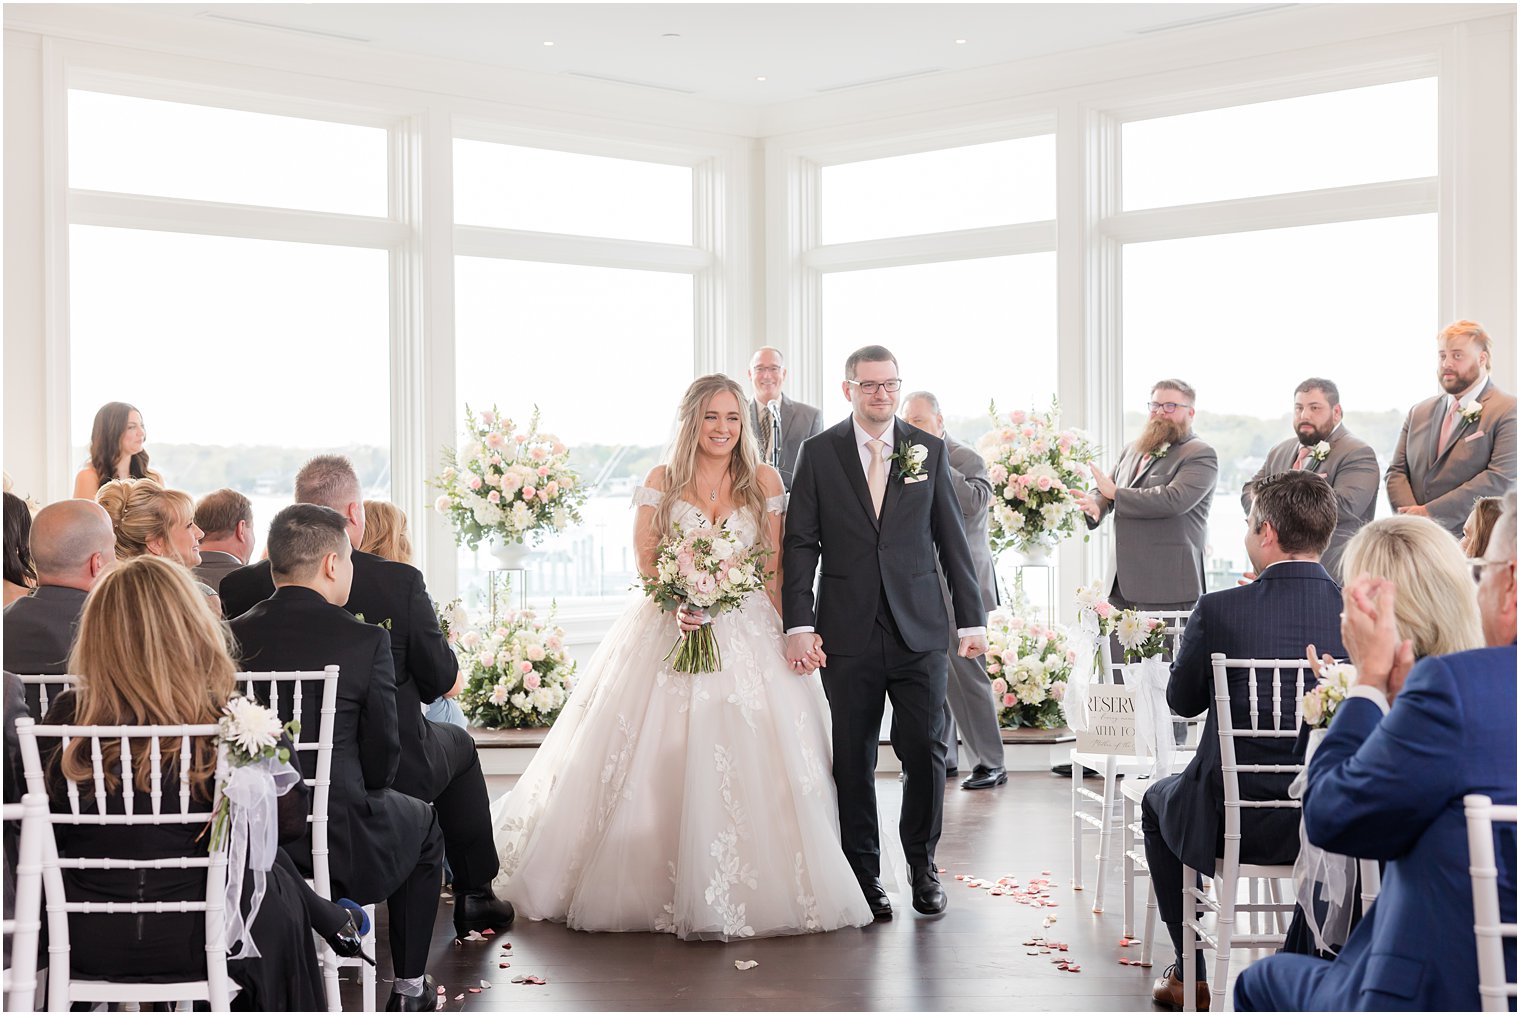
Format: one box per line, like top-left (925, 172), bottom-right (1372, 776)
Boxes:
top-left (453, 888), bottom-right (516, 939)
top-left (385, 975), bottom-right (437, 1012)
top-left (910, 866), bottom-right (947, 915)
top-left (960, 765), bottom-right (1008, 790)
top-left (858, 878), bottom-right (893, 921)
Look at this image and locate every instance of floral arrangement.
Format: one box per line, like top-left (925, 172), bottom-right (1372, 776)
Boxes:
top-left (975, 399), bottom-right (1097, 555)
top-left (455, 601), bottom-right (577, 729)
top-left (984, 584), bottom-right (1078, 730)
top-left (1300, 662), bottom-right (1356, 728)
top-left (639, 526), bottom-right (771, 673)
top-left (1113, 608), bottom-right (1168, 662)
top-left (211, 696), bottom-right (298, 848)
top-left (431, 405), bottom-right (586, 551)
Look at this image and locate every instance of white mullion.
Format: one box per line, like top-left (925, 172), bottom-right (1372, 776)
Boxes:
top-left (417, 107), bottom-right (459, 597)
top-left (787, 155), bottom-right (823, 408)
top-left (68, 190), bottom-right (405, 249)
top-left (692, 155), bottom-right (722, 377)
top-left (1102, 178), bottom-right (1438, 245)
top-left (1054, 97), bottom-right (1092, 621)
top-left (389, 112), bottom-right (425, 573)
top-left (805, 221), bottom-right (1056, 274)
top-left (1087, 105), bottom-right (1124, 611)
top-left (42, 36), bottom-right (72, 503)
top-left (452, 225), bottom-right (708, 274)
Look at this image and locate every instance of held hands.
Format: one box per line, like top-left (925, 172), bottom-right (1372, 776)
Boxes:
top-left (1339, 576), bottom-right (1416, 699)
top-left (786, 632), bottom-right (827, 675)
top-left (957, 634), bottom-right (987, 659)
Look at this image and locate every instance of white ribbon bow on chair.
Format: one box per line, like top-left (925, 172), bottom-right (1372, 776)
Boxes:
top-left (222, 757), bottom-right (300, 960)
top-left (1065, 609), bottom-right (1101, 732)
top-left (1126, 655), bottom-right (1174, 778)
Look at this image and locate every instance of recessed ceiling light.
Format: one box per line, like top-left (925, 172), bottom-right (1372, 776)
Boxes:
top-left (662, 32), bottom-right (681, 39)
top-left (955, 39), bottom-right (968, 45)
top-left (755, 76), bottom-right (767, 82)
top-left (542, 40), bottom-right (555, 47)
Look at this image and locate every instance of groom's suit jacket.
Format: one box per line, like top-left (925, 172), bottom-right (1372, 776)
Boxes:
top-left (782, 417), bottom-right (985, 656)
top-left (1385, 378), bottom-right (1517, 536)
top-left (1241, 426), bottom-right (1379, 582)
top-left (1086, 433), bottom-right (1218, 605)
top-left (747, 395), bottom-right (824, 491)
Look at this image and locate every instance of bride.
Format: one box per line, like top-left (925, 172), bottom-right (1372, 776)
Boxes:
top-left (491, 374), bottom-right (872, 940)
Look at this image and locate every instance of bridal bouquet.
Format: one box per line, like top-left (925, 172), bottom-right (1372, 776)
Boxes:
top-left (1300, 662), bottom-right (1356, 728)
top-left (431, 405), bottom-right (587, 551)
top-left (984, 607), bottom-right (1077, 730)
top-left (640, 526), bottom-right (771, 673)
top-left (975, 399), bottom-right (1097, 555)
top-left (456, 605), bottom-right (577, 728)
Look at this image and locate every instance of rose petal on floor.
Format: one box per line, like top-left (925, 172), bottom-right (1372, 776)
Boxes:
top-left (481, 928), bottom-right (495, 936)
top-left (481, 980), bottom-right (492, 989)
top-left (454, 994), bottom-right (464, 1001)
top-left (734, 960), bottom-right (759, 971)
top-left (468, 988), bottom-right (482, 994)
top-left (437, 986), bottom-right (447, 995)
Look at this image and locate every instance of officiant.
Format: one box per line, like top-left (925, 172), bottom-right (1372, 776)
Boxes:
top-left (747, 346), bottom-right (823, 491)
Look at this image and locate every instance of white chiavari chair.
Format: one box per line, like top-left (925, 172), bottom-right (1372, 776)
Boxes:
top-left (1182, 654), bottom-right (1310, 1012)
top-left (2, 792), bottom-right (47, 1012)
top-left (1465, 794), bottom-right (1518, 1013)
top-left (16, 716), bottom-right (234, 1011)
top-left (14, 673), bottom-right (78, 719)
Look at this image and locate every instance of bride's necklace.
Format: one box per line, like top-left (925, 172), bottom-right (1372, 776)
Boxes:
top-left (695, 465), bottom-right (729, 503)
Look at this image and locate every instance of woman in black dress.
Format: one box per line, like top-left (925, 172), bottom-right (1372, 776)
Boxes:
top-left (41, 555), bottom-right (348, 1010)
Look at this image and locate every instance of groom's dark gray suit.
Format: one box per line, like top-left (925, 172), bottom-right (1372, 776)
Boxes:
top-left (782, 416), bottom-right (985, 878)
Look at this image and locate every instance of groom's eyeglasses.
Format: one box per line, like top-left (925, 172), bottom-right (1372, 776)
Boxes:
top-left (848, 379), bottom-right (903, 395)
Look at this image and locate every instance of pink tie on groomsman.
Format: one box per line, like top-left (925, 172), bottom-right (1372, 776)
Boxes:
top-left (1436, 397), bottom-right (1464, 456)
top-left (1292, 445), bottom-right (1312, 470)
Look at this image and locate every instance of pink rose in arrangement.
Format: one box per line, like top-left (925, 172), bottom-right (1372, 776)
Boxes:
top-left (522, 485), bottom-right (536, 499)
top-left (693, 572), bottom-right (718, 597)
top-left (514, 434), bottom-right (529, 444)
top-left (523, 672), bottom-right (542, 691)
top-left (468, 476), bottom-right (483, 491)
top-left (1020, 426), bottom-right (1036, 439)
top-left (478, 652), bottom-right (495, 669)
top-left (1037, 476), bottom-right (1054, 491)
top-left (1009, 410), bottom-right (1027, 425)
top-left (1000, 649), bottom-right (1018, 666)
top-left (1050, 683), bottom-right (1066, 701)
top-left (487, 491), bottom-right (501, 504)
top-left (546, 635), bottom-right (563, 651)
top-left (486, 432), bottom-right (507, 450)
top-left (1002, 692), bottom-right (1018, 708)
top-left (519, 661), bottom-right (533, 675)
top-left (537, 466), bottom-right (550, 478)
top-left (552, 442), bottom-right (567, 455)
top-left (1066, 649), bottom-right (1079, 664)
top-left (1095, 601), bottom-right (1115, 620)
top-left (479, 410), bottom-right (497, 426)
top-left (529, 446), bottom-right (548, 462)
top-left (991, 677), bottom-right (1009, 697)
top-left (500, 473), bottom-right (522, 493)
top-left (544, 481), bottom-right (559, 497)
top-left (988, 464), bottom-right (1009, 485)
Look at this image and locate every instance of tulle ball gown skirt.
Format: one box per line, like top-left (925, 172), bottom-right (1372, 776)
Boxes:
top-left (491, 596), bottom-right (872, 940)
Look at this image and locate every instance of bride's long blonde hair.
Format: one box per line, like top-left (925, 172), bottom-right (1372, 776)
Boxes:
top-left (654, 374), bottom-right (771, 551)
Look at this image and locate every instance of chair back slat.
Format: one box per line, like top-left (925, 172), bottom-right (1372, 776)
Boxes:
top-left (2, 793), bottom-right (47, 1012)
top-left (150, 734), bottom-right (163, 817)
top-left (13, 674), bottom-right (79, 719)
top-left (1466, 794), bottom-right (1520, 1012)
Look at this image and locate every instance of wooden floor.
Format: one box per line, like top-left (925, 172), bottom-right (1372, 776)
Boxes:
top-left (349, 771), bottom-right (1218, 1012)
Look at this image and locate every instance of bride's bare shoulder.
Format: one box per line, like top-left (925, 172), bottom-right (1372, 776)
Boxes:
top-left (755, 464), bottom-right (784, 498)
top-left (642, 465), bottom-right (669, 492)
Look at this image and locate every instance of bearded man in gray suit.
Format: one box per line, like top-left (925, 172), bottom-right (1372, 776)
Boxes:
top-left (901, 391), bottom-right (1007, 791)
top-left (1386, 320), bottom-right (1517, 536)
top-left (1242, 378), bottom-right (1378, 582)
top-left (747, 346), bottom-right (823, 491)
top-left (1076, 379), bottom-right (1219, 612)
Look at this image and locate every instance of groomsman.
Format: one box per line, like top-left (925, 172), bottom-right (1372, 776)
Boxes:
top-left (900, 392), bottom-right (1007, 790)
top-left (192, 488), bottom-right (255, 594)
top-left (747, 346), bottom-right (823, 491)
top-left (1076, 379), bottom-right (1219, 612)
top-left (1386, 320), bottom-right (1517, 536)
top-left (1241, 378), bottom-right (1378, 582)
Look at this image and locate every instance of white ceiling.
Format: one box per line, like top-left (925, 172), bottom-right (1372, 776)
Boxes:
top-left (115, 3), bottom-right (1298, 105)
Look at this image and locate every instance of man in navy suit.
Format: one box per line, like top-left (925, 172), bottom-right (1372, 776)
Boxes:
top-left (1142, 470), bottom-right (1346, 1010)
top-left (1236, 490), bottom-right (1518, 1012)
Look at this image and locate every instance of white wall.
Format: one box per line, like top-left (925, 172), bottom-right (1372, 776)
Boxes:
top-left (5, 30), bottom-right (48, 503)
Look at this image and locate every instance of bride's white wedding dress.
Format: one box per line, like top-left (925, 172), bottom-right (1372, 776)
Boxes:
top-left (490, 489), bottom-right (872, 940)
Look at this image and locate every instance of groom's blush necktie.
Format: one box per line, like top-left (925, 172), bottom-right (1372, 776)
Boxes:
top-left (867, 439), bottom-right (888, 517)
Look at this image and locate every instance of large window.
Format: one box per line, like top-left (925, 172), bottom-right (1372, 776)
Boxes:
top-left (65, 90), bottom-right (392, 558)
top-left (451, 139), bottom-right (701, 610)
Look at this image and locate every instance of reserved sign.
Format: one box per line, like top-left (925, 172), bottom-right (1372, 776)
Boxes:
top-left (1075, 685), bottom-right (1137, 756)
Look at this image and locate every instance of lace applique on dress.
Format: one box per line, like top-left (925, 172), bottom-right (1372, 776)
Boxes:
top-left (632, 485), bottom-right (662, 508)
top-left (765, 493), bottom-right (787, 515)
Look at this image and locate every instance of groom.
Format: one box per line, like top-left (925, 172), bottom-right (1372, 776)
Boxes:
top-left (782, 345), bottom-right (988, 919)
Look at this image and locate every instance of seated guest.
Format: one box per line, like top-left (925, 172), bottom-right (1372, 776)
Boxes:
top-left (231, 505), bottom-right (447, 1010)
top-left (221, 456), bottom-right (515, 941)
top-left (192, 488), bottom-right (256, 594)
top-left (40, 556), bottom-right (336, 1010)
top-left (97, 478), bottom-right (220, 616)
top-left (1236, 490), bottom-right (1518, 1011)
top-left (3, 493), bottom-right (36, 606)
top-left (1462, 494), bottom-right (1505, 558)
top-left (3, 499), bottom-right (115, 681)
top-left (361, 500), bottom-right (467, 729)
top-left (71, 401), bottom-right (161, 499)
top-left (1143, 470), bottom-right (1346, 1009)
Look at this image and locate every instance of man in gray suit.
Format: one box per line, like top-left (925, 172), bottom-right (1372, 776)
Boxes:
top-left (1242, 378), bottom-right (1379, 582)
top-left (747, 346), bottom-right (824, 491)
top-left (1077, 379), bottom-right (1219, 611)
top-left (1386, 320), bottom-right (1517, 536)
top-left (901, 392), bottom-right (1007, 791)
top-left (2, 499), bottom-right (115, 680)
top-left (192, 488), bottom-right (255, 594)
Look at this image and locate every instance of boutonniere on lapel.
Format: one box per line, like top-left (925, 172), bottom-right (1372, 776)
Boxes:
top-left (1309, 440), bottom-right (1331, 463)
top-left (354, 613), bottom-right (393, 630)
top-left (1151, 441), bottom-right (1171, 460)
top-left (888, 440), bottom-right (930, 482)
top-left (1458, 398), bottom-right (1484, 425)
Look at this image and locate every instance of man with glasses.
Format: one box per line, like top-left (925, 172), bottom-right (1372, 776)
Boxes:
top-left (746, 346), bottom-right (823, 491)
top-left (1241, 378), bottom-right (1379, 582)
top-left (782, 344), bottom-right (986, 921)
top-left (1076, 379), bottom-right (1219, 614)
top-left (1386, 319), bottom-right (1516, 537)
top-left (1234, 488), bottom-right (1517, 1012)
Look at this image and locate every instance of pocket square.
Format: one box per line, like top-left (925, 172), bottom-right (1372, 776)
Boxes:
top-left (904, 475), bottom-right (929, 485)
top-left (1465, 430), bottom-right (1486, 442)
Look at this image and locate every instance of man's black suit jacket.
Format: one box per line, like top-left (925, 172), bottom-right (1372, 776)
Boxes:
top-left (220, 549), bottom-right (460, 800)
top-left (229, 586), bottom-right (429, 903)
top-left (782, 417), bottom-right (984, 656)
top-left (1153, 560), bottom-right (1346, 875)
